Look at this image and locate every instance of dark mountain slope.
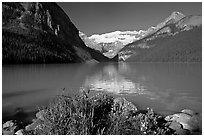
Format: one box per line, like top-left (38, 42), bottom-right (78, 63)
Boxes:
top-left (118, 13), bottom-right (202, 62)
top-left (2, 28), bottom-right (82, 63)
top-left (119, 26), bottom-right (201, 62)
top-left (2, 2), bottom-right (116, 64)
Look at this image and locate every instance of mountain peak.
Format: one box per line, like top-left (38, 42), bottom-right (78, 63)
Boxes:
top-left (171, 11), bottom-right (185, 16)
top-left (170, 11), bottom-right (185, 19)
top-left (166, 11), bottom-right (185, 23)
top-left (153, 11), bottom-right (185, 31)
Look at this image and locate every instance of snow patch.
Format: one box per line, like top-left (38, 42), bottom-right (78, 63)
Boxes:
top-left (89, 30), bottom-right (145, 45)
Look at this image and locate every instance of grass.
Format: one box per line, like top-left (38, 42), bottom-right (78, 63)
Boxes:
top-left (27, 90), bottom-right (175, 135)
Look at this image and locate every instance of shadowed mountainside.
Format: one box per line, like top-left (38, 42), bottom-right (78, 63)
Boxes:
top-left (2, 2), bottom-right (117, 64)
top-left (118, 13), bottom-right (202, 62)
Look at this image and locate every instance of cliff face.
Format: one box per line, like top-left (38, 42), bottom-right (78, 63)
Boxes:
top-left (2, 2), bottom-right (116, 64)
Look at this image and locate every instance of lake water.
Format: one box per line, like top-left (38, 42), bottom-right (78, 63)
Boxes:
top-left (2, 62), bottom-right (202, 123)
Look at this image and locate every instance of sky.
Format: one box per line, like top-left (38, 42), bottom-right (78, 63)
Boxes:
top-left (57, 2), bottom-right (202, 36)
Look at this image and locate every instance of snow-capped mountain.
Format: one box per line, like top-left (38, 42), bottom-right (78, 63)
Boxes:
top-left (156, 11), bottom-right (185, 28)
top-left (79, 30), bottom-right (146, 58)
top-left (80, 11), bottom-right (201, 60)
top-left (143, 11), bottom-right (185, 37)
top-left (79, 11), bottom-right (188, 59)
top-left (136, 11), bottom-right (202, 43)
top-left (89, 30), bottom-right (145, 45)
top-left (79, 31), bottom-right (101, 51)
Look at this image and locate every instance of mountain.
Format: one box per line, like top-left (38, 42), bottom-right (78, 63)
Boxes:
top-left (118, 12), bottom-right (202, 62)
top-left (79, 11), bottom-right (195, 59)
top-left (143, 11), bottom-right (185, 37)
top-left (80, 30), bottom-right (146, 58)
top-left (79, 31), bottom-right (100, 52)
top-left (176, 15), bottom-right (202, 30)
top-left (2, 2), bottom-right (117, 64)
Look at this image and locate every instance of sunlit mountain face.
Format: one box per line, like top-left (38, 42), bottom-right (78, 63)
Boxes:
top-left (79, 31), bottom-right (145, 58)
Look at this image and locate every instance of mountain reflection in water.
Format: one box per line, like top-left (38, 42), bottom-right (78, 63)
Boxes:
top-left (83, 62), bottom-right (201, 114)
top-left (84, 63), bottom-right (171, 100)
top-left (2, 62), bottom-right (201, 120)
top-left (84, 63), bottom-right (149, 95)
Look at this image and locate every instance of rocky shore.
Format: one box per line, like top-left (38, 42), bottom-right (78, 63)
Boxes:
top-left (2, 93), bottom-right (202, 135)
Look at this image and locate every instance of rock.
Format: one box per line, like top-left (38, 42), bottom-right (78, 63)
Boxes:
top-left (112, 97), bottom-right (138, 115)
top-left (165, 111), bottom-right (201, 133)
top-left (169, 121), bottom-right (181, 130)
top-left (175, 129), bottom-right (190, 135)
top-left (2, 120), bottom-right (18, 135)
top-left (3, 120), bottom-right (14, 128)
top-left (3, 130), bottom-right (14, 135)
top-left (187, 115), bottom-right (201, 131)
top-left (25, 119), bottom-right (42, 131)
top-left (194, 113), bottom-right (202, 131)
top-left (2, 126), bottom-right (18, 135)
top-left (191, 131), bottom-right (202, 135)
top-left (173, 113), bottom-right (191, 122)
top-left (36, 110), bottom-right (45, 121)
top-left (164, 115), bottom-right (171, 121)
top-left (169, 121), bottom-right (190, 135)
top-left (181, 109), bottom-right (196, 116)
top-left (15, 129), bottom-right (25, 135)
top-left (165, 114), bottom-right (179, 122)
top-left (174, 113), bottom-right (199, 131)
top-left (24, 110), bottom-right (46, 132)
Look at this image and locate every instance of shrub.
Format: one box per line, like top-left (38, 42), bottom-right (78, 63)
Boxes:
top-left (31, 91), bottom-right (114, 135)
top-left (28, 91), bottom-right (175, 135)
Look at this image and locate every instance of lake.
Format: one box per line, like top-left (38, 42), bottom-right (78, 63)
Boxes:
top-left (2, 62), bottom-right (202, 123)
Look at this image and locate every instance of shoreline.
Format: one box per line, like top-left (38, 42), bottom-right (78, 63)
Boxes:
top-left (2, 92), bottom-right (202, 135)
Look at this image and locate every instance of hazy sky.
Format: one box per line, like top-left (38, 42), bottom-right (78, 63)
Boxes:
top-left (57, 2), bottom-right (202, 36)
